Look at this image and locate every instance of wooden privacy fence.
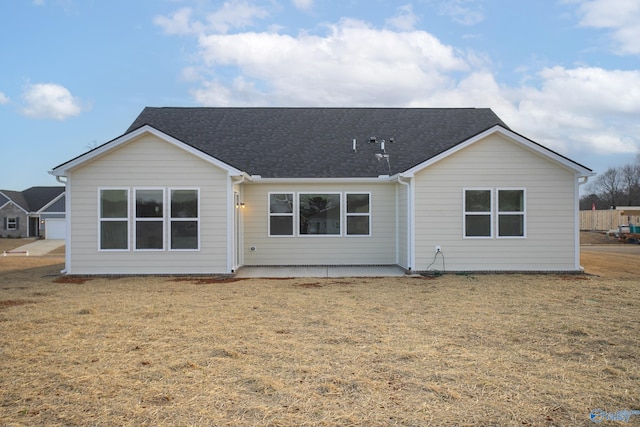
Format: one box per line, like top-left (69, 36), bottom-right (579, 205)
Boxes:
top-left (580, 209), bottom-right (640, 231)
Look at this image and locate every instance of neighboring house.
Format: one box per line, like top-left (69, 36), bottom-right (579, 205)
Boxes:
top-left (0, 187), bottom-right (66, 239)
top-left (50, 107), bottom-right (594, 275)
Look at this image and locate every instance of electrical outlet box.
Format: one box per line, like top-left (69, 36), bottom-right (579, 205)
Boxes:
top-left (435, 245), bottom-right (441, 253)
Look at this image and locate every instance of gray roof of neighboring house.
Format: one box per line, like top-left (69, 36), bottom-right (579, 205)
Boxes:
top-left (125, 107), bottom-right (512, 178)
top-left (0, 187), bottom-right (64, 212)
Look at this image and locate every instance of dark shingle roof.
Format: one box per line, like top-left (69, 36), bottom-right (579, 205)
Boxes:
top-left (0, 187), bottom-right (64, 212)
top-left (0, 190), bottom-right (28, 211)
top-left (22, 187), bottom-right (65, 211)
top-left (126, 107), bottom-right (508, 178)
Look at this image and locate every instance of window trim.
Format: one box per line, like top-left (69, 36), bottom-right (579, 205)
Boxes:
top-left (463, 188), bottom-right (493, 239)
top-left (345, 192), bottom-right (371, 237)
top-left (298, 192), bottom-right (342, 237)
top-left (6, 217), bottom-right (17, 230)
top-left (134, 188), bottom-right (166, 252)
top-left (98, 188), bottom-right (130, 252)
top-left (268, 192), bottom-right (295, 237)
top-left (169, 187), bottom-right (200, 251)
top-left (496, 188), bottom-right (526, 239)
top-left (267, 192), bottom-right (373, 238)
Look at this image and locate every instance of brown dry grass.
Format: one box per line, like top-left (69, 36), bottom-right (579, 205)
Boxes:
top-left (0, 237), bottom-right (639, 426)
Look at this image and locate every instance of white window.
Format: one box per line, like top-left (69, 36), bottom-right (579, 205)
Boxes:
top-left (497, 189), bottom-right (525, 238)
top-left (268, 192), bottom-right (372, 237)
top-left (463, 188), bottom-right (525, 238)
top-left (464, 189), bottom-right (492, 238)
top-left (269, 193), bottom-right (294, 236)
top-left (99, 189), bottom-right (129, 250)
top-left (346, 193), bottom-right (370, 236)
top-left (299, 193), bottom-right (341, 235)
top-left (135, 189), bottom-right (165, 251)
top-left (99, 188), bottom-right (200, 252)
top-left (6, 217), bottom-right (18, 230)
top-left (170, 189), bottom-right (199, 250)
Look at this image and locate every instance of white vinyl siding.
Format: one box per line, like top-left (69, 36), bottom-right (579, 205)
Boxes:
top-left (412, 133), bottom-right (577, 272)
top-left (67, 134), bottom-right (229, 275)
top-left (244, 183), bottom-right (395, 265)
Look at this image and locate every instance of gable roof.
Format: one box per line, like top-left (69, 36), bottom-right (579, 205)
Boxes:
top-left (0, 187), bottom-right (65, 213)
top-left (53, 107), bottom-right (592, 179)
top-left (125, 107), bottom-right (513, 178)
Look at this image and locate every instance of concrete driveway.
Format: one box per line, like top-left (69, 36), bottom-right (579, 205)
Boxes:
top-left (4, 240), bottom-right (65, 256)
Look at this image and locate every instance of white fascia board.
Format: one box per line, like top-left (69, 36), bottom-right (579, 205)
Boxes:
top-left (50, 125), bottom-right (244, 177)
top-left (402, 125), bottom-right (595, 178)
top-left (248, 176), bottom-right (392, 184)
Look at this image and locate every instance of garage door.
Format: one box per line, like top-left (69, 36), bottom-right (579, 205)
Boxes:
top-left (45, 219), bottom-right (66, 239)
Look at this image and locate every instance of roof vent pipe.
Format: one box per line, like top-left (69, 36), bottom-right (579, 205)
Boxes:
top-left (353, 138), bottom-right (357, 152)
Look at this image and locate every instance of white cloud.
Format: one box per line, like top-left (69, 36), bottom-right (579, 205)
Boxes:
top-left (21, 83), bottom-right (85, 120)
top-left (292, 0), bottom-right (313, 12)
top-left (156, 6), bottom-right (640, 160)
top-left (194, 19), bottom-right (469, 106)
top-left (154, 1), bottom-right (268, 36)
top-left (503, 66), bottom-right (640, 155)
top-left (154, 7), bottom-right (197, 35)
top-left (0, 92), bottom-right (9, 104)
top-left (572, 0), bottom-right (640, 55)
top-left (386, 4), bottom-right (419, 31)
top-left (439, 0), bottom-right (484, 26)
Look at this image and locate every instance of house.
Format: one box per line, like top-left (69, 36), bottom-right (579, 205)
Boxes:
top-left (0, 187), bottom-right (66, 239)
top-left (50, 107), bottom-right (594, 275)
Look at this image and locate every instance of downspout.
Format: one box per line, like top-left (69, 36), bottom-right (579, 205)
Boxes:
top-left (397, 175), bottom-right (412, 272)
top-left (55, 175), bottom-right (68, 274)
top-left (576, 174), bottom-right (591, 271)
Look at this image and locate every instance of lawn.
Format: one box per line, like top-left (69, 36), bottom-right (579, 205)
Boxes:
top-left (0, 237), bottom-right (639, 426)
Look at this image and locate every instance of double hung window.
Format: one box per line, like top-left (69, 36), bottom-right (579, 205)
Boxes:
top-left (170, 189), bottom-right (199, 250)
top-left (6, 217), bottom-right (18, 230)
top-left (464, 189), bottom-right (492, 237)
top-left (346, 193), bottom-right (370, 236)
top-left (497, 190), bottom-right (525, 237)
top-left (99, 189), bottom-right (129, 250)
top-left (464, 189), bottom-right (525, 238)
top-left (269, 193), bottom-right (294, 236)
top-left (135, 189), bottom-right (164, 250)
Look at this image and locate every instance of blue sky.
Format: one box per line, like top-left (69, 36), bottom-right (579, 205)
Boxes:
top-left (1, 0), bottom-right (639, 190)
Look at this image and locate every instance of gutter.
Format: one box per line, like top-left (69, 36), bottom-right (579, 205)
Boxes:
top-left (397, 175), bottom-right (413, 271)
top-left (576, 173), bottom-right (594, 271)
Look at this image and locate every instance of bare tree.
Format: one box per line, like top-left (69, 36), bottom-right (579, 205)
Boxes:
top-left (591, 167), bottom-right (622, 208)
top-left (620, 163), bottom-right (640, 206)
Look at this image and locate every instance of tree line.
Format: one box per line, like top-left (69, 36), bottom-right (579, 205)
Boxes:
top-left (580, 155), bottom-right (640, 210)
